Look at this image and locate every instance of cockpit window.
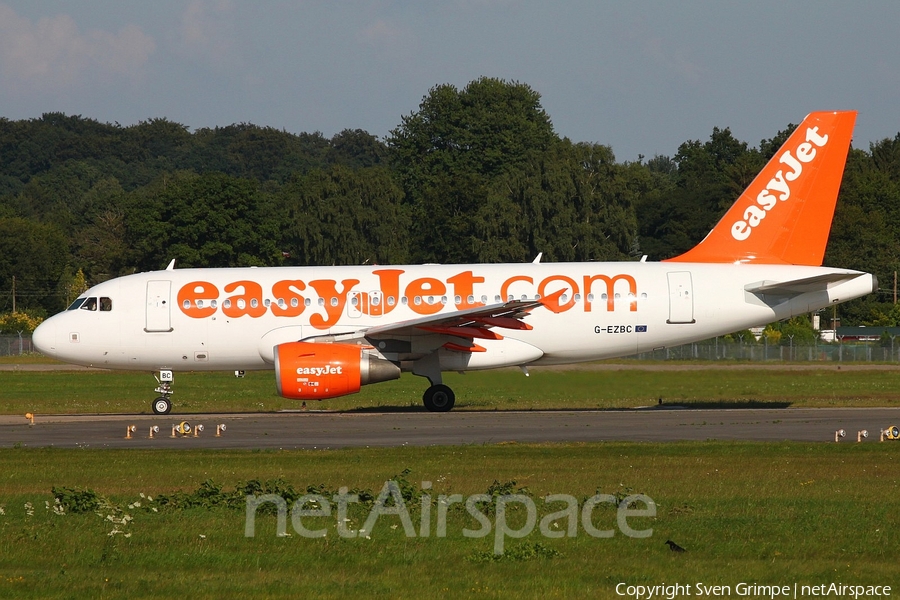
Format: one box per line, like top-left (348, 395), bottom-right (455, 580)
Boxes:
top-left (73, 297), bottom-right (113, 311)
top-left (67, 298), bottom-right (87, 311)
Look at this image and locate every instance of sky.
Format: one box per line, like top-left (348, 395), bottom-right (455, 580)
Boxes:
top-left (1, 1), bottom-right (899, 162)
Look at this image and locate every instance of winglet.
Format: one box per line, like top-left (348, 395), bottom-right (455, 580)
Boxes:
top-left (665, 111), bottom-right (857, 266)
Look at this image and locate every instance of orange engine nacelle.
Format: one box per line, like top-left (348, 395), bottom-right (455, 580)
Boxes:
top-left (274, 341), bottom-right (400, 400)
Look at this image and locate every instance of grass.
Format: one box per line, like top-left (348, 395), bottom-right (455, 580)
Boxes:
top-left (3, 359), bottom-right (898, 594)
top-left (0, 354), bottom-right (58, 365)
top-left (4, 363), bottom-right (900, 415)
top-left (0, 442), bottom-right (897, 598)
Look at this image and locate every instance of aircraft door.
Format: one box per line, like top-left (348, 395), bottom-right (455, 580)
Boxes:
top-left (146, 280), bottom-right (173, 332)
top-left (348, 292), bottom-right (363, 318)
top-left (666, 272), bottom-right (695, 324)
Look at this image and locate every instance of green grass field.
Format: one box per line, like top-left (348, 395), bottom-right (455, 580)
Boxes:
top-left (0, 443), bottom-right (897, 598)
top-left (4, 361), bottom-right (900, 415)
top-left (2, 362), bottom-right (899, 597)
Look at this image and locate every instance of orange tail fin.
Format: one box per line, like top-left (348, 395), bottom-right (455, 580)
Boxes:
top-left (665, 110), bottom-right (857, 266)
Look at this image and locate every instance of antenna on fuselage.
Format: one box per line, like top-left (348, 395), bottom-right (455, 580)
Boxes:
top-left (165, 259), bottom-right (176, 271)
top-left (532, 253), bottom-right (543, 264)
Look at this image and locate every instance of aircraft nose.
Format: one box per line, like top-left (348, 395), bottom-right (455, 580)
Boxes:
top-left (32, 318), bottom-right (58, 357)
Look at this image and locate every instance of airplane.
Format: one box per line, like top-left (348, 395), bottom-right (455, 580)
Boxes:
top-left (32, 110), bottom-right (876, 414)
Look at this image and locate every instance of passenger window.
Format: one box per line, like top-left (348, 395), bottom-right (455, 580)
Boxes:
top-left (81, 297), bottom-right (98, 311)
top-left (99, 297), bottom-right (112, 311)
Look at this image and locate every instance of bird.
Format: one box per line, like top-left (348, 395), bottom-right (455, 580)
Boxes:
top-left (665, 540), bottom-right (686, 553)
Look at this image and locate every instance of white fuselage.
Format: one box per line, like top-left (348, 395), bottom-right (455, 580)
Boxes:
top-left (33, 261), bottom-right (875, 372)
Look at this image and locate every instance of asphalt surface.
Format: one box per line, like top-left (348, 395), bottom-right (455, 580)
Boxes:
top-left (2, 407), bottom-right (899, 449)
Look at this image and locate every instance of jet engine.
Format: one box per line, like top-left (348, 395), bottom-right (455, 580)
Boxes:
top-left (274, 341), bottom-right (400, 400)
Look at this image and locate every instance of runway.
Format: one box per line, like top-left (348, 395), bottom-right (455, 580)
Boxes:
top-left (2, 407), bottom-right (899, 449)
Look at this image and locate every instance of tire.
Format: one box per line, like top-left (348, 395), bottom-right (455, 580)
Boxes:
top-left (153, 396), bottom-right (172, 415)
top-left (423, 384), bottom-right (455, 412)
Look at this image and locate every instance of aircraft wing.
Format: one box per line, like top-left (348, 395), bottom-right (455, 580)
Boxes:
top-left (744, 272), bottom-right (866, 296)
top-left (363, 299), bottom-right (544, 351)
top-left (302, 297), bottom-right (549, 353)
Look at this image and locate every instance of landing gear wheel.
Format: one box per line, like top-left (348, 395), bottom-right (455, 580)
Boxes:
top-left (423, 384), bottom-right (455, 412)
top-left (152, 396), bottom-right (172, 415)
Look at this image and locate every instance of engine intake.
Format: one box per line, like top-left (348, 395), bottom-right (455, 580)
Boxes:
top-left (274, 341), bottom-right (400, 400)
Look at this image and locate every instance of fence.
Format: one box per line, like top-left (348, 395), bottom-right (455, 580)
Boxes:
top-left (2, 335), bottom-right (899, 363)
top-left (0, 334), bottom-right (35, 357)
top-left (633, 339), bottom-right (900, 363)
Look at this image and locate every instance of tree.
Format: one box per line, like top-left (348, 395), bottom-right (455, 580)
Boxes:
top-left (636, 126), bottom-right (764, 259)
top-left (0, 310), bottom-right (44, 334)
top-left (760, 326), bottom-right (781, 345)
top-left (329, 129), bottom-right (388, 169)
top-left (125, 172), bottom-right (280, 270)
top-left (0, 217), bottom-right (68, 313)
top-left (725, 329), bottom-right (758, 344)
top-left (500, 140), bottom-right (639, 263)
top-left (59, 268), bottom-right (88, 308)
top-left (767, 316), bottom-right (819, 345)
top-left (388, 78), bottom-right (558, 263)
top-left (824, 144), bottom-right (900, 324)
top-left (278, 166), bottom-right (409, 266)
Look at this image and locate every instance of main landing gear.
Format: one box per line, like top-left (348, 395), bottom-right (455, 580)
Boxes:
top-left (423, 384), bottom-right (455, 412)
top-left (414, 353), bottom-right (455, 412)
top-left (152, 370), bottom-right (173, 415)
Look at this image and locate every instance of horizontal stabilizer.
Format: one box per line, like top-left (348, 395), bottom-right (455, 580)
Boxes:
top-left (744, 272), bottom-right (865, 296)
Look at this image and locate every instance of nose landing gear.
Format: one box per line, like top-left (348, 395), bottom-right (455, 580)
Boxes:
top-left (152, 370), bottom-right (173, 415)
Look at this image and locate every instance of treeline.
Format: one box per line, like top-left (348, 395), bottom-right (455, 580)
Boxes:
top-left (2, 77), bottom-right (900, 326)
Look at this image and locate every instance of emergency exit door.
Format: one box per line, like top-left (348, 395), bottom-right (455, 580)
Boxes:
top-left (145, 280), bottom-right (173, 332)
top-left (667, 272), bottom-right (695, 324)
